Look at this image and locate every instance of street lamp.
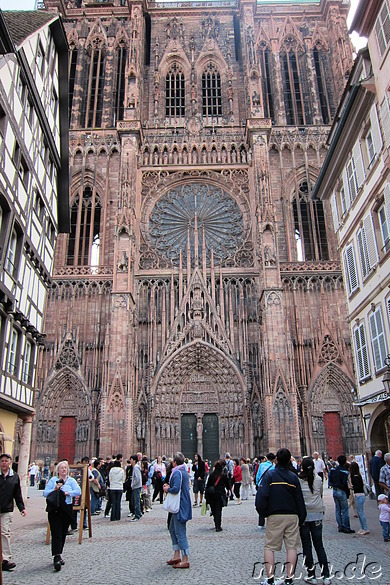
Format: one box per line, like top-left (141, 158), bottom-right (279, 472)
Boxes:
top-left (383, 355), bottom-right (390, 396)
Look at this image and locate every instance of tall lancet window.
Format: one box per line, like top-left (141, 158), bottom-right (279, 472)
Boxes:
top-left (165, 63), bottom-right (185, 120)
top-left (202, 64), bottom-right (222, 120)
top-left (68, 44), bottom-right (78, 123)
top-left (84, 39), bottom-right (105, 128)
top-left (113, 42), bottom-right (127, 125)
top-left (259, 46), bottom-right (274, 123)
top-left (293, 181), bottom-right (328, 261)
top-left (281, 43), bottom-right (305, 126)
top-left (67, 186), bottom-right (102, 266)
top-left (313, 47), bottom-right (331, 124)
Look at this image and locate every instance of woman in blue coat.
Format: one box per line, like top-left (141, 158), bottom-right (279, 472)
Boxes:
top-left (43, 461), bottom-right (81, 571)
top-left (163, 452), bottom-right (192, 569)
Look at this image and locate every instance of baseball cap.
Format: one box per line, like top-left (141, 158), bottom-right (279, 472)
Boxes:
top-left (378, 494), bottom-right (387, 501)
top-left (0, 453), bottom-right (12, 460)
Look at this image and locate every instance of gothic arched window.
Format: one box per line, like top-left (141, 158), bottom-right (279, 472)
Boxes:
top-left (165, 64), bottom-right (185, 120)
top-left (67, 186), bottom-right (102, 266)
top-left (84, 40), bottom-right (105, 128)
top-left (313, 47), bottom-right (331, 124)
top-left (281, 47), bottom-right (305, 125)
top-left (202, 64), bottom-right (222, 119)
top-left (259, 46), bottom-right (274, 122)
top-left (293, 181), bottom-right (329, 261)
top-left (68, 45), bottom-right (78, 123)
top-left (113, 43), bottom-right (127, 125)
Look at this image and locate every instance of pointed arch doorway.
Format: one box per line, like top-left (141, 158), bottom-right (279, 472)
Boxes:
top-left (151, 341), bottom-right (248, 458)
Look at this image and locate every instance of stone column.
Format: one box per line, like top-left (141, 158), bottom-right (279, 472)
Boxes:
top-left (18, 415), bottom-right (33, 503)
top-left (196, 416), bottom-right (203, 456)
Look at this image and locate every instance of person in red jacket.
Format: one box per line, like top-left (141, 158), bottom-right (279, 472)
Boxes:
top-left (233, 458), bottom-right (242, 504)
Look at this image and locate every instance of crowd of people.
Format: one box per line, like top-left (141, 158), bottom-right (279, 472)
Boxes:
top-left (1, 448), bottom-right (390, 581)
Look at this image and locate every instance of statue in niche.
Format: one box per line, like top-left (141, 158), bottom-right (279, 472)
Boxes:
top-left (153, 150), bottom-right (159, 165)
top-left (264, 245), bottom-right (276, 266)
top-left (240, 149), bottom-right (247, 163)
top-left (117, 251), bottom-right (128, 272)
top-left (143, 150), bottom-right (149, 165)
top-left (231, 149), bottom-right (237, 164)
top-left (221, 149), bottom-right (227, 164)
top-left (252, 91), bottom-right (261, 107)
top-left (155, 421), bottom-right (160, 438)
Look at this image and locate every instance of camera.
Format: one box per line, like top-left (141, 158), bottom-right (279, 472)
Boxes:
top-left (56, 479), bottom-right (64, 485)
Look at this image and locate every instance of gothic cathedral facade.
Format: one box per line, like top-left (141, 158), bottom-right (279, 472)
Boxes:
top-left (32, 0), bottom-right (363, 464)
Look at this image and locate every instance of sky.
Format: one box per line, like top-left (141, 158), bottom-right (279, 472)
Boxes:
top-left (0, 0), bottom-right (366, 49)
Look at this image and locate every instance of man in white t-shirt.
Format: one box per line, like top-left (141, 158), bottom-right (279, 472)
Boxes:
top-left (313, 452), bottom-right (327, 481)
top-left (29, 462), bottom-right (39, 487)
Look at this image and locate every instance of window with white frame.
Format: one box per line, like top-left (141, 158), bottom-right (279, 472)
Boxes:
top-left (357, 213), bottom-right (379, 278)
top-left (367, 104), bottom-right (383, 165)
top-left (379, 203), bottom-right (390, 252)
top-left (8, 329), bottom-right (18, 375)
top-left (22, 340), bottom-right (32, 384)
top-left (357, 227), bottom-right (370, 278)
top-left (380, 91), bottom-right (390, 145)
top-left (354, 322), bottom-right (371, 381)
top-left (346, 157), bottom-right (358, 202)
top-left (344, 243), bottom-right (359, 295)
top-left (330, 192), bottom-right (340, 232)
top-left (366, 129), bottom-right (375, 166)
top-left (340, 186), bottom-right (347, 217)
top-left (380, 182), bottom-right (390, 252)
top-left (5, 228), bottom-right (17, 275)
top-left (375, 1), bottom-right (390, 57)
top-left (369, 306), bottom-right (388, 371)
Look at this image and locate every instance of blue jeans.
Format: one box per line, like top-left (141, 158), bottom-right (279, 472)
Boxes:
top-left (90, 489), bottom-right (99, 514)
top-left (131, 487), bottom-right (142, 519)
top-left (300, 520), bottom-right (330, 579)
top-left (354, 495), bottom-right (368, 530)
top-left (333, 488), bottom-right (351, 530)
top-left (169, 513), bottom-right (190, 557)
top-left (380, 521), bottom-right (390, 540)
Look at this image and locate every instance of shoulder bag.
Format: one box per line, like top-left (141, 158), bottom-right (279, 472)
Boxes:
top-left (163, 470), bottom-right (183, 514)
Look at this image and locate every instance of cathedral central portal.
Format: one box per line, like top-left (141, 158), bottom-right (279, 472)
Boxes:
top-left (151, 342), bottom-right (248, 460)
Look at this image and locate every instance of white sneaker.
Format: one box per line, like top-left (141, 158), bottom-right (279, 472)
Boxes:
top-left (322, 579), bottom-right (331, 585)
top-left (127, 513), bottom-right (134, 518)
top-left (305, 578), bottom-right (318, 585)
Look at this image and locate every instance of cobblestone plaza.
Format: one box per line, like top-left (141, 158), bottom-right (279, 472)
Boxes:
top-left (4, 486), bottom-right (390, 585)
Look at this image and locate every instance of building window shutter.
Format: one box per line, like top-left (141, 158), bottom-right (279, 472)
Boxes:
top-left (384, 182), bottom-right (390, 227)
top-left (357, 228), bottom-right (370, 278)
top-left (354, 323), bottom-right (371, 381)
top-left (352, 140), bottom-right (365, 188)
top-left (369, 308), bottom-right (388, 371)
top-left (344, 243), bottom-right (359, 294)
top-left (346, 158), bottom-right (358, 202)
top-left (363, 213), bottom-right (379, 269)
top-left (370, 103), bottom-right (383, 156)
top-left (380, 93), bottom-right (390, 145)
top-left (342, 167), bottom-right (351, 211)
top-left (330, 192), bottom-right (339, 231)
